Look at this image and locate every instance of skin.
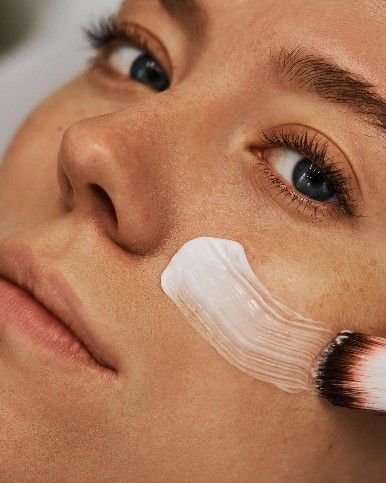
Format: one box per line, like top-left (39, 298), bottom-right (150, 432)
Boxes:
top-left (0, 0), bottom-right (385, 481)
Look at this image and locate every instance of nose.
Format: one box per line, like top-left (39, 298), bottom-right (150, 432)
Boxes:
top-left (57, 109), bottom-right (169, 255)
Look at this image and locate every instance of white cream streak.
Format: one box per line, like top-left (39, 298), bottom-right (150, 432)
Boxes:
top-left (161, 237), bottom-right (334, 393)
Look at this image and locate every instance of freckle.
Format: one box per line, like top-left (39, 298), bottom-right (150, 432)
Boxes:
top-left (341, 279), bottom-right (350, 291)
top-left (57, 126), bottom-right (64, 132)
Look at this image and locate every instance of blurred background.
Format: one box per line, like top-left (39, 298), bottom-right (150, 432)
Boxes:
top-left (0, 0), bottom-right (122, 157)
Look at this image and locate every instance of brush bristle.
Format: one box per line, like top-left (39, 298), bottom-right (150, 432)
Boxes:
top-left (314, 331), bottom-right (386, 413)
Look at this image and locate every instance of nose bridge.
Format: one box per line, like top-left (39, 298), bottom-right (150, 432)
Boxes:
top-left (56, 96), bottom-right (184, 256)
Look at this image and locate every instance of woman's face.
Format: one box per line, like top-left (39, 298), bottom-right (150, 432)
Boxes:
top-left (1, 0), bottom-right (385, 480)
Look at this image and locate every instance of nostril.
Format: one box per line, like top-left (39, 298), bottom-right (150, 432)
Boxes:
top-left (89, 183), bottom-right (118, 226)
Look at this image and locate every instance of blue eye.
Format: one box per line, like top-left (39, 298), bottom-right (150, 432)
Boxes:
top-left (130, 53), bottom-right (170, 92)
top-left (266, 147), bottom-right (337, 202)
top-left (292, 157), bottom-right (336, 202)
top-left (108, 45), bottom-right (170, 92)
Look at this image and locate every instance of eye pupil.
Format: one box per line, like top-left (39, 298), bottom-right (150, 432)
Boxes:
top-left (130, 53), bottom-right (169, 92)
top-left (292, 158), bottom-right (336, 201)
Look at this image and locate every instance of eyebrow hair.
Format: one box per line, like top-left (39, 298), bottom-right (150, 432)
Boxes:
top-left (158, 0), bottom-right (207, 38)
top-left (271, 47), bottom-right (386, 134)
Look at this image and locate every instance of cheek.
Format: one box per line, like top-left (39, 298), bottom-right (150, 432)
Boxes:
top-left (0, 74), bottom-right (132, 227)
top-left (161, 233), bottom-right (384, 404)
top-left (1, 78), bottom-right (87, 188)
top-left (235, 184), bottom-right (384, 339)
top-left (0, 102), bottom-right (67, 229)
top-left (1, 73), bottom-right (134, 176)
top-left (161, 236), bottom-right (334, 394)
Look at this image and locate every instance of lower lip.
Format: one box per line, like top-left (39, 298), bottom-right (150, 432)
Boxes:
top-left (0, 277), bottom-right (103, 371)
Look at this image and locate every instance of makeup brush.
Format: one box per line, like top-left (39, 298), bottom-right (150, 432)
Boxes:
top-left (313, 330), bottom-right (386, 413)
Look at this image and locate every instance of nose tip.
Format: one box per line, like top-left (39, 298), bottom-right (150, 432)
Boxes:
top-left (56, 119), bottom-right (167, 255)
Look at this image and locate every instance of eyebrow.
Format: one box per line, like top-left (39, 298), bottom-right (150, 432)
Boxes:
top-left (271, 47), bottom-right (386, 134)
top-left (158, 0), bottom-right (207, 38)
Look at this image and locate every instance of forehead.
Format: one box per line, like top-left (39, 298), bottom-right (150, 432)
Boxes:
top-left (120, 0), bottom-right (385, 90)
top-left (199, 0), bottom-right (385, 86)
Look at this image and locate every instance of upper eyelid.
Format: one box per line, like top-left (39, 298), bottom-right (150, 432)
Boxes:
top-left (252, 126), bottom-right (362, 216)
top-left (85, 17), bottom-right (173, 76)
top-left (120, 21), bottom-right (173, 75)
top-left (256, 124), bottom-right (363, 198)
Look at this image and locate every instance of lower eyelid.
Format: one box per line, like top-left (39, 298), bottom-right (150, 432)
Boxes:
top-left (87, 58), bottom-right (149, 95)
top-left (252, 157), bottom-right (346, 221)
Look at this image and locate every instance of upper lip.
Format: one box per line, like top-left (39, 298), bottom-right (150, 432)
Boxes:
top-left (0, 239), bottom-right (118, 377)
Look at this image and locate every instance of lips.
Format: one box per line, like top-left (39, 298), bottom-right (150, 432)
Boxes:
top-left (0, 239), bottom-right (118, 378)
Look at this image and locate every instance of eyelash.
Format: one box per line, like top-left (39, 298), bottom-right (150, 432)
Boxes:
top-left (84, 15), bottom-right (163, 74)
top-left (257, 129), bottom-right (358, 219)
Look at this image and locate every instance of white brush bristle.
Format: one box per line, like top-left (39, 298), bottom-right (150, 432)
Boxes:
top-left (353, 345), bottom-right (386, 411)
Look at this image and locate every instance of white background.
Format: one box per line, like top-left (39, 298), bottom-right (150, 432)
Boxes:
top-left (0, 0), bottom-right (122, 158)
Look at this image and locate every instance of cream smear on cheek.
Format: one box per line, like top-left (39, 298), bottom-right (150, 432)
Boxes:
top-left (161, 237), bottom-right (334, 393)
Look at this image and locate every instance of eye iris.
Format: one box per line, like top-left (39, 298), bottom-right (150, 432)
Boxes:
top-left (292, 158), bottom-right (336, 202)
top-left (130, 53), bottom-right (169, 92)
